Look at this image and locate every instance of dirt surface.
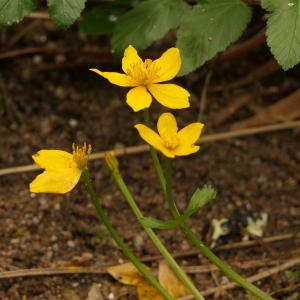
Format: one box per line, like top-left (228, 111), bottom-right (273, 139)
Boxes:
top-left (0, 18), bottom-right (300, 300)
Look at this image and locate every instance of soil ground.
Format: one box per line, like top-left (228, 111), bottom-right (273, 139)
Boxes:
top-left (0, 18), bottom-right (299, 300)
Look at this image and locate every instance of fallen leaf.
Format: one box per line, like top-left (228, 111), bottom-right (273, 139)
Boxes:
top-left (158, 260), bottom-right (191, 298)
top-left (136, 280), bottom-right (164, 300)
top-left (107, 262), bottom-right (145, 286)
top-left (107, 261), bottom-right (191, 300)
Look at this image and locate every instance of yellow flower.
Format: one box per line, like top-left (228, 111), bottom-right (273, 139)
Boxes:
top-left (90, 45), bottom-right (190, 112)
top-left (30, 143), bottom-right (91, 194)
top-left (135, 113), bottom-right (204, 158)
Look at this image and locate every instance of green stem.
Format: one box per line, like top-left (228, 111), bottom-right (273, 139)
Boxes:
top-left (144, 138), bottom-right (274, 300)
top-left (81, 168), bottom-right (174, 300)
top-left (143, 109), bottom-right (167, 190)
top-left (110, 169), bottom-right (205, 300)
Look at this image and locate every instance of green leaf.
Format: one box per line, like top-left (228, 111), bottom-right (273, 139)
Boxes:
top-left (0, 0), bottom-right (37, 26)
top-left (184, 185), bottom-right (216, 217)
top-left (263, 0), bottom-right (300, 70)
top-left (176, 0), bottom-right (252, 75)
top-left (140, 216), bottom-right (185, 230)
top-left (80, 4), bottom-right (128, 35)
top-left (261, 0), bottom-right (276, 11)
top-left (47, 0), bottom-right (87, 29)
top-left (112, 0), bottom-right (188, 56)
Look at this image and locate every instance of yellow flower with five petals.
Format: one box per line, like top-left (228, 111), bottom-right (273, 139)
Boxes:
top-left (30, 143), bottom-right (91, 194)
top-left (135, 113), bottom-right (204, 158)
top-left (90, 45), bottom-right (190, 112)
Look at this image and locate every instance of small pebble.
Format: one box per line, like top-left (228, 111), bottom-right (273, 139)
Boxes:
top-left (67, 240), bottom-right (75, 248)
top-left (108, 292), bottom-right (114, 300)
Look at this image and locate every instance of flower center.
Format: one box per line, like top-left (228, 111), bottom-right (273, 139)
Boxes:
top-left (127, 59), bottom-right (160, 86)
top-left (72, 143), bottom-right (92, 169)
top-left (161, 130), bottom-right (179, 150)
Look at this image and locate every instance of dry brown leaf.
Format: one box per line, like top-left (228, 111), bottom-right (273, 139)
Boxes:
top-left (107, 261), bottom-right (192, 300)
top-left (106, 262), bottom-right (145, 286)
top-left (230, 88), bottom-right (300, 130)
top-left (136, 280), bottom-right (164, 300)
top-left (158, 260), bottom-right (191, 298)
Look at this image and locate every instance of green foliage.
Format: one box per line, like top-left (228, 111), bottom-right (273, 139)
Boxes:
top-left (0, 0), bottom-right (37, 26)
top-left (80, 3), bottom-right (128, 35)
top-left (140, 216), bottom-right (184, 230)
top-left (140, 185), bottom-right (216, 230)
top-left (262, 0), bottom-right (300, 70)
top-left (184, 185), bottom-right (216, 217)
top-left (111, 0), bottom-right (188, 56)
top-left (4, 0), bottom-right (300, 73)
top-left (176, 0), bottom-right (252, 75)
top-left (47, 0), bottom-right (87, 29)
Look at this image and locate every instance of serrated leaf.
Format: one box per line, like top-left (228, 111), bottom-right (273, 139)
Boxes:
top-left (263, 0), bottom-right (300, 70)
top-left (47, 0), bottom-right (86, 29)
top-left (0, 0), bottom-right (37, 26)
top-left (184, 185), bottom-right (216, 217)
top-left (176, 0), bottom-right (252, 75)
top-left (140, 217), bottom-right (184, 230)
top-left (261, 0), bottom-right (276, 11)
top-left (80, 3), bottom-right (128, 35)
top-left (112, 0), bottom-right (188, 56)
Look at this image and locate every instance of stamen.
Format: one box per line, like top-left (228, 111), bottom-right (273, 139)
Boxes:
top-left (72, 143), bottom-right (92, 169)
top-left (126, 59), bottom-right (161, 85)
top-left (161, 130), bottom-right (180, 150)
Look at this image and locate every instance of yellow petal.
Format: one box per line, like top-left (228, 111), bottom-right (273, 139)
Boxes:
top-left (157, 113), bottom-right (178, 136)
top-left (89, 68), bottom-right (133, 87)
top-left (32, 150), bottom-right (73, 171)
top-left (134, 124), bottom-right (174, 158)
top-left (126, 86), bottom-right (152, 112)
top-left (122, 45), bottom-right (144, 74)
top-left (152, 48), bottom-right (181, 83)
top-left (173, 145), bottom-right (200, 156)
top-left (30, 168), bottom-right (81, 194)
top-left (147, 84), bottom-right (190, 109)
top-left (107, 262), bottom-right (144, 286)
top-left (158, 261), bottom-right (191, 298)
top-left (178, 123), bottom-right (204, 145)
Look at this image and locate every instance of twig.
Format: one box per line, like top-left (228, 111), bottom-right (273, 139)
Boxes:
top-left (0, 266), bottom-right (106, 280)
top-left (1, 256), bottom-right (298, 300)
top-left (0, 44), bottom-right (114, 62)
top-left (217, 29), bottom-right (266, 62)
top-left (179, 257), bottom-right (300, 299)
top-left (0, 120), bottom-right (300, 177)
top-left (211, 59), bottom-right (281, 92)
top-left (0, 257), bottom-right (295, 280)
top-left (6, 20), bottom-right (40, 48)
top-left (271, 283), bottom-right (300, 297)
top-left (141, 232), bottom-right (300, 263)
top-left (27, 11), bottom-right (50, 19)
top-left (197, 70), bottom-right (212, 122)
top-left (184, 258), bottom-right (290, 274)
top-left (212, 86), bottom-right (281, 126)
